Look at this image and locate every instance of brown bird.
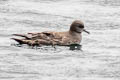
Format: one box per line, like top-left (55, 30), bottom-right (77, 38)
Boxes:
top-left (11, 20), bottom-right (90, 50)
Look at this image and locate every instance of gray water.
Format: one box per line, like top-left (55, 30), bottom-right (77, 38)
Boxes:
top-left (0, 0), bottom-right (120, 80)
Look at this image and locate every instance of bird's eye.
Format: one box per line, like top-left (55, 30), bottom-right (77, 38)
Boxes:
top-left (78, 24), bottom-right (84, 28)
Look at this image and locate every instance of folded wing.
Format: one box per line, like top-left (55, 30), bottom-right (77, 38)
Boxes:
top-left (12, 31), bottom-right (62, 46)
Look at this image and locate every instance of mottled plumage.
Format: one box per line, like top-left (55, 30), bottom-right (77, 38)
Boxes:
top-left (12, 20), bottom-right (90, 48)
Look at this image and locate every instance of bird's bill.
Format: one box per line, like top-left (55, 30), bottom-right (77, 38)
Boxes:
top-left (83, 29), bottom-right (90, 34)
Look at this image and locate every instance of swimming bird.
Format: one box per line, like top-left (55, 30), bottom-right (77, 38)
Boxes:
top-left (11, 20), bottom-right (90, 49)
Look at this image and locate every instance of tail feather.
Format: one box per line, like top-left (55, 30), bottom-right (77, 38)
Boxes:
top-left (11, 38), bottom-right (25, 44)
top-left (11, 38), bottom-right (38, 46)
top-left (12, 34), bottom-right (30, 39)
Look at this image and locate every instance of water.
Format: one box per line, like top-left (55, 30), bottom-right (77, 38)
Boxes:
top-left (0, 0), bottom-right (120, 80)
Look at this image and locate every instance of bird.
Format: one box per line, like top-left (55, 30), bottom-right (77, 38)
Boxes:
top-left (11, 20), bottom-right (90, 50)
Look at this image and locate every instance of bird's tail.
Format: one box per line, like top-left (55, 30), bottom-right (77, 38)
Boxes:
top-left (11, 38), bottom-right (26, 44)
top-left (12, 34), bottom-right (30, 39)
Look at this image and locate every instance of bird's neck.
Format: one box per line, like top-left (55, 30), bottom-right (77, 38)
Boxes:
top-left (69, 31), bottom-right (82, 37)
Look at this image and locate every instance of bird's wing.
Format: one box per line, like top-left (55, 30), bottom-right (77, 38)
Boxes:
top-left (29, 31), bottom-right (55, 40)
top-left (12, 34), bottom-right (30, 39)
top-left (12, 31), bottom-right (63, 45)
